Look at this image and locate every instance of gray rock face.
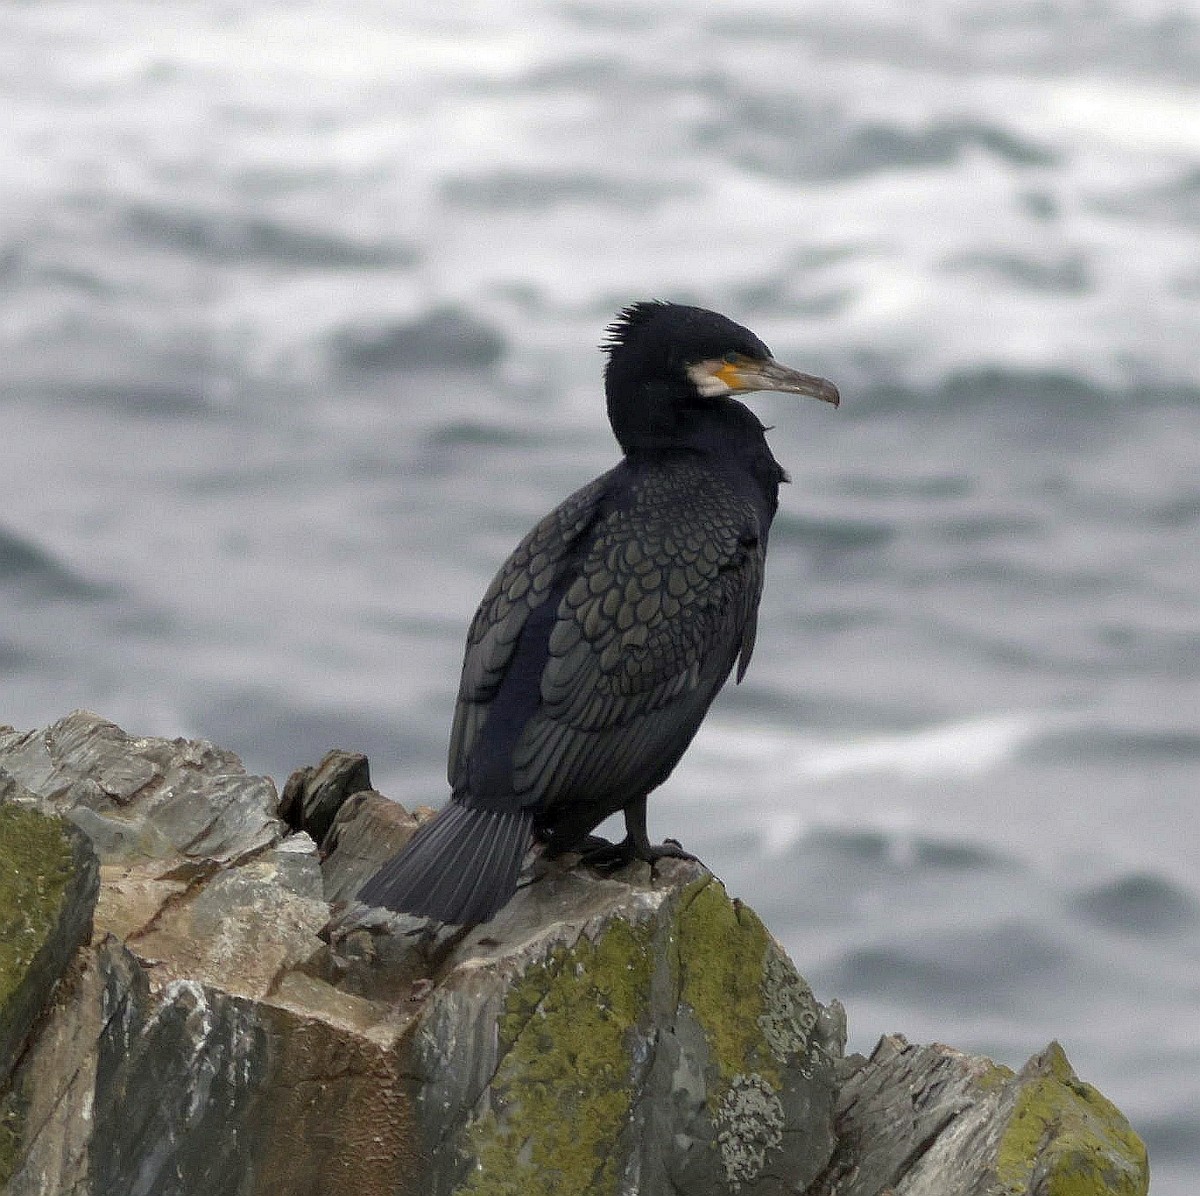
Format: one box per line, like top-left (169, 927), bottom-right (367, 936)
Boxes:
top-left (280, 748), bottom-right (373, 846)
top-left (319, 787), bottom-right (422, 907)
top-left (813, 1035), bottom-right (1149, 1196)
top-left (0, 711), bottom-right (1149, 1196)
top-left (0, 711), bottom-right (282, 868)
top-left (396, 859), bottom-right (844, 1196)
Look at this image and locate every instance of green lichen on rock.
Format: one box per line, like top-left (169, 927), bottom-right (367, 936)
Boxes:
top-left (675, 877), bottom-right (826, 1190)
top-left (997, 1041), bottom-right (1149, 1196)
top-left (0, 1084), bottom-right (24, 1186)
top-left (0, 803), bottom-right (88, 1186)
top-left (976, 1058), bottom-right (1019, 1093)
top-left (463, 917), bottom-right (655, 1196)
top-left (675, 878), bottom-right (779, 1088)
top-left (0, 804), bottom-right (80, 1012)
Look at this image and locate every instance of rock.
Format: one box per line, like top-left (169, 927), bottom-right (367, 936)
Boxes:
top-left (390, 858), bottom-right (844, 1195)
top-left (812, 1034), bottom-right (1149, 1196)
top-left (318, 788), bottom-right (423, 905)
top-left (0, 800), bottom-right (98, 1090)
top-left (277, 751), bottom-right (427, 907)
top-left (0, 712), bottom-right (1150, 1196)
top-left (279, 749), bottom-right (372, 845)
top-left (0, 711), bottom-right (283, 870)
top-left (1001, 1042), bottom-right (1149, 1196)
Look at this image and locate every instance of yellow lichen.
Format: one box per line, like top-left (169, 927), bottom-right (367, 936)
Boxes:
top-left (0, 805), bottom-right (78, 1007)
top-left (674, 878), bottom-right (778, 1089)
top-left (463, 918), bottom-right (654, 1196)
top-left (996, 1042), bottom-right (1149, 1196)
top-left (674, 876), bottom-right (823, 1190)
top-left (0, 805), bottom-right (81, 1184)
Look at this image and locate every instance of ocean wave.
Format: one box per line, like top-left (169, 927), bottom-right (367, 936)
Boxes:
top-left (688, 712), bottom-right (1052, 785)
top-left (843, 373), bottom-right (1200, 422)
top-left (0, 637), bottom-right (33, 670)
top-left (1070, 872), bottom-right (1200, 938)
top-left (1035, 724), bottom-right (1200, 764)
top-left (941, 249), bottom-right (1091, 295)
top-left (123, 202), bottom-right (418, 270)
top-left (440, 169), bottom-right (695, 212)
top-left (706, 3), bottom-right (1200, 80)
top-left (0, 524), bottom-right (111, 601)
top-left (826, 917), bottom-right (1070, 1009)
top-left (763, 824), bottom-right (1012, 873)
top-left (771, 510), bottom-right (895, 554)
top-left (329, 305), bottom-right (507, 374)
top-left (1096, 166), bottom-right (1200, 229)
top-left (700, 105), bottom-right (1058, 182)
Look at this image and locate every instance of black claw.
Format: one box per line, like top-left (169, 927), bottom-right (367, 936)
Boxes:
top-left (641, 840), bottom-right (696, 864)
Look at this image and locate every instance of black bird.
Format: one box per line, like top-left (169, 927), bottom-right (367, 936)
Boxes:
top-left (359, 302), bottom-right (839, 924)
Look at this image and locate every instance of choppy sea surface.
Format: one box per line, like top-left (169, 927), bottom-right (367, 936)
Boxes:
top-left (2, 1), bottom-right (1197, 1187)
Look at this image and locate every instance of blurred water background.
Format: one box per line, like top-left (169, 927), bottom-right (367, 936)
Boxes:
top-left (1, 1), bottom-right (1197, 1187)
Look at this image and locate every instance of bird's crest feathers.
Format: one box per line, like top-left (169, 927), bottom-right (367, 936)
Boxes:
top-left (601, 301), bottom-right (671, 356)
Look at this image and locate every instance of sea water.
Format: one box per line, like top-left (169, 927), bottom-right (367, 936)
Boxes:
top-left (1, 2), bottom-right (1197, 1188)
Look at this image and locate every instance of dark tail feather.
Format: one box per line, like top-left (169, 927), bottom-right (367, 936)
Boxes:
top-left (357, 802), bottom-right (535, 925)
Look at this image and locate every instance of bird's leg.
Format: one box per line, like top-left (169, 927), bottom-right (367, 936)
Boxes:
top-left (623, 794), bottom-right (696, 863)
top-left (577, 795), bottom-right (696, 872)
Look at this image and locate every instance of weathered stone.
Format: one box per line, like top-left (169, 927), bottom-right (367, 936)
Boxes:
top-left (0, 715), bottom-right (1150, 1196)
top-left (3, 935), bottom-right (415, 1196)
top-left (401, 859), bottom-right (844, 1196)
top-left (319, 788), bottom-right (423, 905)
top-left (1, 948), bottom-right (103, 1196)
top-left (280, 749), bottom-right (372, 845)
top-left (1001, 1041), bottom-right (1149, 1196)
top-left (125, 834), bottom-right (328, 1000)
top-left (0, 801), bottom-right (98, 1093)
top-left (812, 1034), bottom-right (1149, 1196)
top-left (0, 710), bottom-right (283, 869)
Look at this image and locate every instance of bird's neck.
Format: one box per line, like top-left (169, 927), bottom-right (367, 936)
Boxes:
top-left (607, 378), bottom-right (692, 451)
top-left (622, 399), bottom-right (785, 528)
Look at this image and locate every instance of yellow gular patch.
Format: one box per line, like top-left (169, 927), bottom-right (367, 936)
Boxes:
top-left (715, 360), bottom-right (745, 390)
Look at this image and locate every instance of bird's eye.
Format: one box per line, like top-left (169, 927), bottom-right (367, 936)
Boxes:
top-left (723, 351), bottom-right (740, 365)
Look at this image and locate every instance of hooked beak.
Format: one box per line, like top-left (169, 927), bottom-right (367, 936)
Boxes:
top-left (727, 357), bottom-right (840, 407)
top-left (691, 356), bottom-right (840, 407)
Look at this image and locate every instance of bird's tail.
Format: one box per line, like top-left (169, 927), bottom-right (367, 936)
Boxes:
top-left (356, 801), bottom-right (535, 925)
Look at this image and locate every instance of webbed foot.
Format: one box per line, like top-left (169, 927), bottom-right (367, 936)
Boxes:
top-left (578, 834), bottom-right (696, 873)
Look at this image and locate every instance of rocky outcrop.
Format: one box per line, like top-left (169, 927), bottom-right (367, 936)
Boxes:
top-left (0, 712), bottom-right (1149, 1196)
top-left (816, 1036), bottom-right (1148, 1196)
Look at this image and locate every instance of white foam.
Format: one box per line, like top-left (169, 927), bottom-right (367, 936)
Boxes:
top-left (799, 714), bottom-right (1046, 780)
top-left (1047, 79), bottom-right (1200, 156)
top-left (685, 712), bottom-right (1053, 788)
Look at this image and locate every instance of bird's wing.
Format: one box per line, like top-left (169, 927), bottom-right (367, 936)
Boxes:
top-left (511, 462), bottom-right (766, 807)
top-left (448, 470), bottom-right (611, 786)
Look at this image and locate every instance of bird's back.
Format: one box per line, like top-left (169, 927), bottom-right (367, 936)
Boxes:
top-left (451, 451), bottom-right (770, 842)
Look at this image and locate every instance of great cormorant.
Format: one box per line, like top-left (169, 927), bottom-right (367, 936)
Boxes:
top-left (359, 302), bottom-right (839, 924)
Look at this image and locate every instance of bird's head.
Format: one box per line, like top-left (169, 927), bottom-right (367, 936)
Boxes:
top-left (602, 301), bottom-right (839, 452)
